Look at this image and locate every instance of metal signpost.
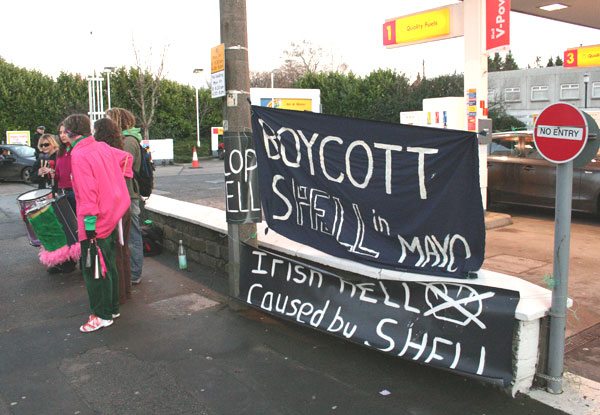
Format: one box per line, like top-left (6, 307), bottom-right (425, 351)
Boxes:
top-left (534, 103), bottom-right (589, 394)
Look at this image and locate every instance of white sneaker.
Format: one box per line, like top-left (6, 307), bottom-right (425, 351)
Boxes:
top-left (112, 313), bottom-right (120, 319)
top-left (80, 315), bottom-right (113, 333)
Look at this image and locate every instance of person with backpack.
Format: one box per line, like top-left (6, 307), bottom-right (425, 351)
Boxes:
top-left (106, 108), bottom-right (147, 285)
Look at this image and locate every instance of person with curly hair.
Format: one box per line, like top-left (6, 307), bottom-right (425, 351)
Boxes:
top-left (93, 117), bottom-right (132, 304)
top-left (106, 108), bottom-right (144, 286)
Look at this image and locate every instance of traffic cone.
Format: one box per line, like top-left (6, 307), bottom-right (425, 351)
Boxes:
top-left (191, 146), bottom-right (200, 168)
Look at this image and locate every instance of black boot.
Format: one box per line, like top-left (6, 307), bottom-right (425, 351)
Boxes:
top-left (60, 260), bottom-right (76, 273)
top-left (47, 260), bottom-right (76, 274)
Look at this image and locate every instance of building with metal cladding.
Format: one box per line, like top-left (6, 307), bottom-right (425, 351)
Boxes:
top-left (488, 66), bottom-right (600, 129)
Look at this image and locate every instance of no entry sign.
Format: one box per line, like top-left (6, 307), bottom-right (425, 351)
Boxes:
top-left (534, 103), bottom-right (588, 164)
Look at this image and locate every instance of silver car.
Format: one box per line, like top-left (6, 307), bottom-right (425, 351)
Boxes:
top-left (487, 131), bottom-right (600, 215)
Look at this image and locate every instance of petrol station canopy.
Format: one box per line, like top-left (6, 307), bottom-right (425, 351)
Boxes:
top-left (510, 0), bottom-right (600, 30)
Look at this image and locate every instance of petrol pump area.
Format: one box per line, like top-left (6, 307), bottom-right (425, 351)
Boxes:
top-left (142, 0), bottom-right (600, 409)
top-left (384, 1), bottom-right (600, 396)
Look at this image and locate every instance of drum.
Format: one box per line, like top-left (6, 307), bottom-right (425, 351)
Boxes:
top-left (52, 195), bottom-right (78, 245)
top-left (25, 194), bottom-right (80, 267)
top-left (16, 188), bottom-right (52, 246)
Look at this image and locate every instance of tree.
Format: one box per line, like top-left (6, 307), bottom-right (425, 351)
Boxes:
top-left (555, 55), bottom-right (563, 66)
top-left (251, 40), bottom-right (349, 88)
top-left (0, 58), bottom-right (87, 135)
top-left (250, 63), bottom-right (303, 88)
top-left (283, 40), bottom-right (324, 75)
top-left (503, 51), bottom-right (519, 70)
top-left (361, 69), bottom-right (414, 121)
top-left (488, 53), bottom-right (504, 72)
top-left (547, 57), bottom-right (555, 67)
top-left (127, 44), bottom-right (167, 140)
top-left (489, 106), bottom-right (526, 131)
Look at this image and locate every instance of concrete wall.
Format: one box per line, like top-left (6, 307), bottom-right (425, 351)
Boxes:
top-left (488, 66), bottom-right (600, 129)
top-left (144, 209), bottom-right (229, 272)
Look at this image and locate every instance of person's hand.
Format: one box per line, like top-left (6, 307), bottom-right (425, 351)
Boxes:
top-left (85, 230), bottom-right (97, 240)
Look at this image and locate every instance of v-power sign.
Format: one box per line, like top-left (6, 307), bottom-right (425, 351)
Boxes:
top-left (534, 103), bottom-right (588, 164)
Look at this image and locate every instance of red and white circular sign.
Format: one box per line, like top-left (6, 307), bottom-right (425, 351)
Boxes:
top-left (534, 103), bottom-right (588, 163)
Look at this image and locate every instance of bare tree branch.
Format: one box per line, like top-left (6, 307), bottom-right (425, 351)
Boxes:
top-left (127, 41), bottom-right (168, 139)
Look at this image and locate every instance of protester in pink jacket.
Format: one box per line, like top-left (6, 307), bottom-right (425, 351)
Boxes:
top-left (63, 114), bottom-right (133, 333)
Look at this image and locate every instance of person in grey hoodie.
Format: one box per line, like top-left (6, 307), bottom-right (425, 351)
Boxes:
top-left (106, 108), bottom-right (144, 285)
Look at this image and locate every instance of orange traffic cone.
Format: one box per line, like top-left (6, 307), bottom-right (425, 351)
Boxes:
top-left (191, 146), bottom-right (200, 168)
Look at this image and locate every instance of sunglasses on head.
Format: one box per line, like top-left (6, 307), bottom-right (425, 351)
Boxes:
top-left (41, 143), bottom-right (51, 148)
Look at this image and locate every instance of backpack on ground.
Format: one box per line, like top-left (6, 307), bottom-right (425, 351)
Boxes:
top-left (141, 223), bottom-right (163, 257)
top-left (134, 144), bottom-right (155, 198)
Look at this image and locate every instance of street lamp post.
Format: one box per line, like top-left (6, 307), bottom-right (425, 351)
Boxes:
top-left (583, 73), bottom-right (590, 109)
top-left (103, 67), bottom-right (116, 109)
top-left (193, 68), bottom-right (204, 148)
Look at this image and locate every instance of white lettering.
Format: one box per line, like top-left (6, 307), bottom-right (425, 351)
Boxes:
top-left (424, 337), bottom-right (453, 363)
top-left (278, 127), bottom-right (301, 168)
top-left (258, 118), bottom-right (280, 160)
top-left (272, 175), bottom-right (292, 221)
top-left (252, 251), bottom-right (268, 274)
top-left (406, 147), bottom-right (438, 200)
top-left (379, 281), bottom-right (400, 309)
top-left (398, 328), bottom-right (428, 360)
top-left (319, 136), bottom-right (344, 183)
top-left (356, 282), bottom-right (378, 304)
top-left (298, 130), bottom-right (319, 175)
top-left (345, 140), bottom-right (373, 189)
top-left (375, 318), bottom-right (398, 352)
top-left (373, 143), bottom-right (403, 194)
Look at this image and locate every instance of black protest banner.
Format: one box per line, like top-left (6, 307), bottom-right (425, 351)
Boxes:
top-left (239, 243), bottom-right (520, 386)
top-left (224, 131), bottom-right (262, 223)
top-left (250, 106), bottom-right (485, 278)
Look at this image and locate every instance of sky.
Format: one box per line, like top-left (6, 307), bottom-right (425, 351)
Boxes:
top-left (1, 0), bottom-right (599, 88)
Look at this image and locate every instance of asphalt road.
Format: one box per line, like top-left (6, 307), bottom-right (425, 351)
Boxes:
top-left (153, 160), bottom-right (226, 210)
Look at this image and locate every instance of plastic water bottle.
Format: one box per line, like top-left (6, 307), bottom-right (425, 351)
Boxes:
top-left (178, 239), bottom-right (187, 270)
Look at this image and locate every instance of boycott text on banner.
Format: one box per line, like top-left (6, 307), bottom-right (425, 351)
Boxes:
top-left (250, 106), bottom-right (485, 278)
top-left (239, 244), bottom-right (519, 386)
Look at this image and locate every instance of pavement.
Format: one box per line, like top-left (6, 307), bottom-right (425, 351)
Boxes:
top-left (1, 180), bottom-right (599, 414)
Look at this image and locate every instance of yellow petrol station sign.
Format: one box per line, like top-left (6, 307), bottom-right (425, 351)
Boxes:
top-left (384, 8), bottom-right (451, 47)
top-left (564, 44), bottom-right (600, 68)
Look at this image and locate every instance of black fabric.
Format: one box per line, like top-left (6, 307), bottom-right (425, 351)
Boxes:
top-left (134, 145), bottom-right (155, 198)
top-left (251, 106), bottom-right (485, 278)
top-left (141, 225), bottom-right (163, 256)
top-left (239, 243), bottom-right (520, 387)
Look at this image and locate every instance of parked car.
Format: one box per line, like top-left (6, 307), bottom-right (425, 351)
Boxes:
top-left (0, 144), bottom-right (36, 184)
top-left (487, 131), bottom-right (600, 215)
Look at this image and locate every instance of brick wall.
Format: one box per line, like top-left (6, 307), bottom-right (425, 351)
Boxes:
top-left (144, 209), bottom-right (229, 272)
